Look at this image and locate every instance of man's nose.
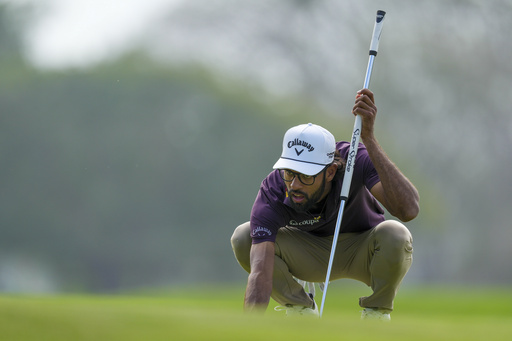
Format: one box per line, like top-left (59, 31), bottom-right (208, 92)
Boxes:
top-left (289, 176), bottom-right (302, 189)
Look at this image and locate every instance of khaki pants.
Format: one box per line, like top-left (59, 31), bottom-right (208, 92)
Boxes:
top-left (230, 220), bottom-right (413, 311)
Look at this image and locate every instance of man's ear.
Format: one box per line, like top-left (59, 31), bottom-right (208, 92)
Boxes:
top-left (326, 164), bottom-right (338, 181)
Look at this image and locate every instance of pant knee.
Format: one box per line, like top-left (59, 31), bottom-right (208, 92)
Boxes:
top-left (231, 222), bottom-right (252, 272)
top-left (231, 222), bottom-right (251, 250)
top-left (374, 221), bottom-right (413, 253)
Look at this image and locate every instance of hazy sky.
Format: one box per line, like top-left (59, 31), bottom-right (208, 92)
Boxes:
top-left (7, 0), bottom-right (183, 69)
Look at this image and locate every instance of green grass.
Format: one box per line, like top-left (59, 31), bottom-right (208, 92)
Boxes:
top-left (0, 282), bottom-right (511, 340)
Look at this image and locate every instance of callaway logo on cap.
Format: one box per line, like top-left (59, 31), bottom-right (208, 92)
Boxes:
top-left (273, 123), bottom-right (336, 176)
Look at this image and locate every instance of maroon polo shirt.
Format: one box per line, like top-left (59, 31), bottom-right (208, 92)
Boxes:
top-left (250, 142), bottom-right (385, 244)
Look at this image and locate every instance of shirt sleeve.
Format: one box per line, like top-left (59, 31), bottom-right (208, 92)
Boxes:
top-left (357, 145), bottom-right (381, 190)
top-left (249, 174), bottom-right (288, 244)
top-left (336, 141), bottom-right (381, 191)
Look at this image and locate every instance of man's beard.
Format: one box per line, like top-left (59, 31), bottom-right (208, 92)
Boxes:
top-left (288, 174), bottom-right (327, 213)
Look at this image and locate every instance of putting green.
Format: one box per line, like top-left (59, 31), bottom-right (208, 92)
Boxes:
top-left (0, 284), bottom-right (510, 340)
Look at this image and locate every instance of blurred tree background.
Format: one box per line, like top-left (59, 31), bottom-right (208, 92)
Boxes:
top-left (0, 0), bottom-right (511, 293)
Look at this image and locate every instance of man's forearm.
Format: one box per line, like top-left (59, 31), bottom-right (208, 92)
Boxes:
top-left (244, 272), bottom-right (272, 313)
top-left (364, 136), bottom-right (420, 221)
top-left (244, 241), bottom-right (275, 313)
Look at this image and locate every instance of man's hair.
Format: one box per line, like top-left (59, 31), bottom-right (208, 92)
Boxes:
top-left (332, 150), bottom-right (346, 181)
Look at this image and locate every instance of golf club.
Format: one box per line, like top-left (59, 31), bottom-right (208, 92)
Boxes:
top-left (319, 10), bottom-right (386, 318)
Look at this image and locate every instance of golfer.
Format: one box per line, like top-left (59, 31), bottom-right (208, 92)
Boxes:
top-left (231, 89), bottom-right (419, 320)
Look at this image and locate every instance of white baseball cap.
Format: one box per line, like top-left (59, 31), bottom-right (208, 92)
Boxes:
top-left (273, 123), bottom-right (336, 176)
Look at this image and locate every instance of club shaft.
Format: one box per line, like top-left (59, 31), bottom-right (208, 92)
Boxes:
top-left (363, 55), bottom-right (375, 89)
top-left (319, 10), bottom-right (385, 318)
top-left (319, 200), bottom-right (345, 317)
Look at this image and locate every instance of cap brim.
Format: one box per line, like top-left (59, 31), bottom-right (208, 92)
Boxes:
top-left (273, 158), bottom-right (326, 176)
